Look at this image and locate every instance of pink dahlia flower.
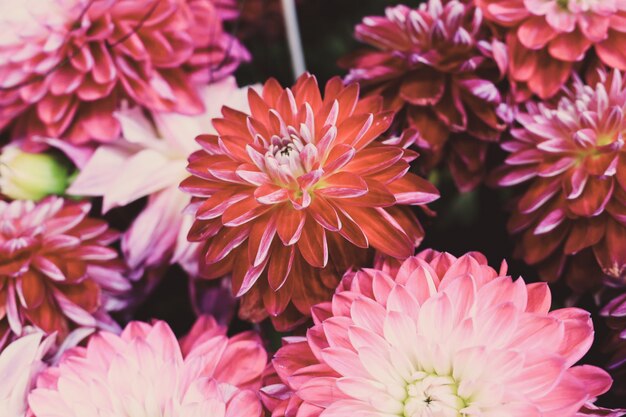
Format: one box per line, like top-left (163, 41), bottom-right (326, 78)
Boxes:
top-left (28, 316), bottom-right (265, 417)
top-left (0, 332), bottom-right (54, 417)
top-left (262, 250), bottom-right (613, 417)
top-left (0, 0), bottom-right (249, 147)
top-left (0, 197), bottom-right (129, 344)
top-left (66, 77), bottom-right (253, 277)
top-left (495, 69), bottom-right (626, 290)
top-left (341, 1), bottom-right (507, 191)
top-left (478, 0), bottom-right (626, 99)
top-left (181, 73), bottom-right (439, 330)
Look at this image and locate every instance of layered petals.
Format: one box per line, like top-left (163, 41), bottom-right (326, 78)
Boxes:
top-left (182, 73), bottom-right (439, 330)
top-left (262, 250), bottom-right (612, 417)
top-left (478, 0), bottom-right (626, 99)
top-left (0, 197), bottom-right (130, 344)
top-left (341, 1), bottom-right (506, 191)
top-left (28, 317), bottom-right (265, 417)
top-left (496, 69), bottom-right (626, 289)
top-left (0, 0), bottom-right (249, 146)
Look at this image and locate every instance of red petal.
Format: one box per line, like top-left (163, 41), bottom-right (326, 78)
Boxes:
top-left (568, 177), bottom-right (614, 217)
top-left (276, 206), bottom-right (306, 245)
top-left (298, 221), bottom-right (328, 268)
top-left (399, 67), bottom-right (445, 105)
top-left (309, 197), bottom-right (341, 231)
top-left (319, 172), bottom-right (368, 198)
top-left (386, 173), bottom-right (439, 205)
top-left (343, 207), bottom-right (413, 258)
top-left (222, 196), bottom-right (273, 227)
top-left (268, 244), bottom-right (295, 291)
top-left (205, 226), bottom-right (251, 264)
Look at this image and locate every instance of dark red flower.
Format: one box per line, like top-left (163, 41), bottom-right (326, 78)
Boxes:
top-left (340, 0), bottom-right (507, 191)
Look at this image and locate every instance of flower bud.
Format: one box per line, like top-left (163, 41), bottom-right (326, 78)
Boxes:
top-left (0, 145), bottom-right (70, 201)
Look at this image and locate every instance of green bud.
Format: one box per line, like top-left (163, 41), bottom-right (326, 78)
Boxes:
top-left (0, 145), bottom-right (70, 201)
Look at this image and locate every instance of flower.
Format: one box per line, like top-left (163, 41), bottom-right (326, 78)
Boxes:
top-left (262, 250), bottom-right (613, 417)
top-left (0, 0), bottom-right (249, 147)
top-left (28, 317), bottom-right (266, 417)
top-left (0, 144), bottom-right (71, 201)
top-left (66, 77), bottom-right (253, 277)
top-left (477, 0), bottom-right (626, 100)
top-left (494, 69), bottom-right (626, 290)
top-left (181, 73), bottom-right (439, 330)
top-left (0, 332), bottom-right (54, 417)
top-left (340, 0), bottom-right (506, 191)
top-left (0, 196), bottom-right (130, 344)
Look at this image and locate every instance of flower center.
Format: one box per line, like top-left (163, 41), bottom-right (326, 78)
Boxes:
top-left (403, 374), bottom-right (464, 417)
top-left (266, 134), bottom-right (307, 178)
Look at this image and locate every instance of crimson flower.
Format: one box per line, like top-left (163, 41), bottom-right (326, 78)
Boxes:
top-left (181, 73), bottom-right (439, 330)
top-left (0, 197), bottom-right (130, 345)
top-left (340, 0), bottom-right (507, 191)
top-left (495, 69), bottom-right (626, 291)
top-left (0, 0), bottom-right (248, 147)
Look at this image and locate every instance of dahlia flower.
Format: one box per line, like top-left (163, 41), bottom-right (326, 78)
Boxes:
top-left (0, 0), bottom-right (248, 146)
top-left (0, 197), bottom-right (129, 344)
top-left (262, 250), bottom-right (613, 417)
top-left (0, 332), bottom-right (54, 417)
top-left (495, 69), bottom-right (626, 289)
top-left (478, 0), bottom-right (626, 99)
top-left (181, 73), bottom-right (439, 330)
top-left (28, 317), bottom-right (266, 417)
top-left (66, 77), bottom-right (253, 277)
top-left (341, 1), bottom-right (506, 191)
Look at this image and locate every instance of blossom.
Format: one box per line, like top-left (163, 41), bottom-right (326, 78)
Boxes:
top-left (340, 0), bottom-right (506, 191)
top-left (0, 0), bottom-right (249, 147)
top-left (0, 144), bottom-right (71, 201)
top-left (262, 250), bottom-right (613, 417)
top-left (478, 0), bottom-right (626, 99)
top-left (66, 77), bottom-right (252, 277)
top-left (0, 332), bottom-right (54, 417)
top-left (181, 73), bottom-right (439, 330)
top-left (28, 316), bottom-right (266, 417)
top-left (494, 69), bottom-right (626, 289)
top-left (0, 197), bottom-right (130, 344)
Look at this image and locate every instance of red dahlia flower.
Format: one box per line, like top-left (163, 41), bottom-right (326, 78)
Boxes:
top-left (495, 69), bottom-right (626, 290)
top-left (341, 0), bottom-right (507, 191)
top-left (0, 0), bottom-right (249, 147)
top-left (478, 0), bottom-right (626, 100)
top-left (181, 73), bottom-right (439, 330)
top-left (0, 197), bottom-right (130, 345)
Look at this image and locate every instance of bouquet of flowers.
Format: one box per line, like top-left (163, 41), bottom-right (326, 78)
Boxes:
top-left (1, 0), bottom-right (625, 414)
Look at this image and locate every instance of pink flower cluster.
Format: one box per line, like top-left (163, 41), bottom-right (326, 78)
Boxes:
top-left (0, 0), bottom-right (626, 414)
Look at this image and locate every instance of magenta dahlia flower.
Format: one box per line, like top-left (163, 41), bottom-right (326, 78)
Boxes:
top-left (181, 73), bottom-right (439, 330)
top-left (341, 0), bottom-right (507, 191)
top-left (261, 250), bottom-right (613, 417)
top-left (495, 69), bottom-right (626, 290)
top-left (0, 0), bottom-right (248, 147)
top-left (28, 317), bottom-right (266, 417)
top-left (478, 0), bottom-right (626, 99)
top-left (0, 197), bottom-right (130, 344)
